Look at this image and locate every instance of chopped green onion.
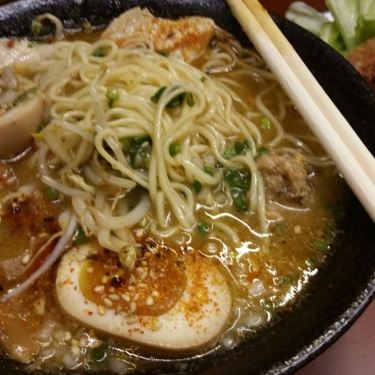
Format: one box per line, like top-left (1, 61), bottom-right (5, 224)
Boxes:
top-left (224, 169), bottom-right (251, 212)
top-left (231, 190), bottom-right (249, 212)
top-left (192, 179), bottom-right (202, 193)
top-left (121, 136), bottom-right (152, 168)
top-left (222, 147), bottom-right (233, 159)
top-left (73, 225), bottom-right (89, 245)
top-left (312, 238), bottom-right (330, 252)
top-left (151, 86), bottom-right (166, 103)
top-left (260, 115), bottom-right (272, 129)
top-left (203, 166), bottom-right (213, 176)
top-left (169, 143), bottom-right (181, 156)
top-left (46, 187), bottom-right (59, 202)
top-left (151, 86), bottom-right (195, 108)
top-left (223, 169), bottom-right (251, 191)
top-left (197, 222), bottom-right (210, 235)
top-left (186, 92), bottom-right (195, 107)
top-left (157, 50), bottom-right (170, 57)
top-left (106, 87), bottom-right (120, 108)
top-left (256, 146), bottom-right (269, 158)
top-left (305, 257), bottom-right (317, 269)
top-left (31, 20), bottom-right (43, 35)
top-left (234, 140), bottom-right (249, 155)
top-left (92, 46), bottom-right (109, 57)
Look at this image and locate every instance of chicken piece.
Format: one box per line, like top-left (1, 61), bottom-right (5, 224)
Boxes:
top-left (101, 7), bottom-right (216, 62)
top-left (347, 37), bottom-right (375, 90)
top-left (257, 150), bottom-right (313, 205)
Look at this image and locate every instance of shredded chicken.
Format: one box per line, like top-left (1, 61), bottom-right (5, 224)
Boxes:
top-left (101, 7), bottom-right (216, 62)
top-left (347, 37), bottom-right (375, 90)
top-left (257, 150), bottom-right (313, 205)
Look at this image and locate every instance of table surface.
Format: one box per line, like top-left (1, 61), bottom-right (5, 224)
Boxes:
top-left (0, 0), bottom-right (374, 374)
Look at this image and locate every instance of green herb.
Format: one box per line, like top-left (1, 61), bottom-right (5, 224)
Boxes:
top-left (157, 50), bottom-right (170, 57)
top-left (223, 170), bottom-right (251, 211)
top-left (92, 46), bottom-right (109, 57)
top-left (46, 187), bottom-right (59, 202)
top-left (192, 179), bottom-right (202, 193)
top-left (260, 115), bottom-right (272, 129)
top-left (73, 225), bottom-right (89, 245)
top-left (305, 257), bottom-right (317, 269)
top-left (231, 190), bottom-right (249, 212)
top-left (121, 136), bottom-right (152, 168)
top-left (222, 147), bottom-right (233, 159)
top-left (233, 140), bottom-right (249, 155)
top-left (185, 91), bottom-right (195, 106)
top-left (222, 140), bottom-right (249, 159)
top-left (224, 169), bottom-right (251, 212)
top-left (169, 143), bottom-right (181, 156)
top-left (151, 86), bottom-right (166, 103)
top-left (312, 238), bottom-right (330, 253)
top-left (31, 20), bottom-right (43, 35)
top-left (197, 222), bottom-right (210, 235)
top-left (151, 86), bottom-right (195, 108)
top-left (166, 92), bottom-right (187, 108)
top-left (106, 87), bottom-right (120, 108)
top-left (13, 87), bottom-right (37, 106)
top-left (203, 165), bottom-right (213, 176)
top-left (223, 169), bottom-right (251, 191)
top-left (256, 146), bottom-right (269, 158)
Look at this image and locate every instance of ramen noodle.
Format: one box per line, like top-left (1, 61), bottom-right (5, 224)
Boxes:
top-left (0, 8), bottom-right (347, 373)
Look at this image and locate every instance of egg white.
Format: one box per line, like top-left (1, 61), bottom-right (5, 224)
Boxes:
top-left (56, 243), bottom-right (232, 350)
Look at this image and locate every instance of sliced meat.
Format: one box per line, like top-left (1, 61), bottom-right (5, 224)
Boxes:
top-left (257, 150), bottom-right (313, 205)
top-left (347, 37), bottom-right (375, 90)
top-left (101, 7), bottom-right (216, 62)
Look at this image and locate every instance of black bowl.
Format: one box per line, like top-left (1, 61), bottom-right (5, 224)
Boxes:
top-left (0, 1), bottom-right (374, 374)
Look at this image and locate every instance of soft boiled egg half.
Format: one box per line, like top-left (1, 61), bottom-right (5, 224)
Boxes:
top-left (56, 241), bottom-right (232, 350)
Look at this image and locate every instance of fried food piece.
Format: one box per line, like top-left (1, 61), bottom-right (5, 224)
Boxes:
top-left (257, 150), bottom-right (313, 205)
top-left (347, 37), bottom-right (375, 90)
top-left (101, 7), bottom-right (216, 62)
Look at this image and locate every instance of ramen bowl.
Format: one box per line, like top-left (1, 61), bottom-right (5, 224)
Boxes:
top-left (0, 0), bottom-right (374, 374)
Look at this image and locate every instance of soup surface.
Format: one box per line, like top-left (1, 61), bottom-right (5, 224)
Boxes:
top-left (0, 7), bottom-right (348, 373)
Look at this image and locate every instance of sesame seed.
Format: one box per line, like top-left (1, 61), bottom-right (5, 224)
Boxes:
top-left (101, 276), bottom-right (109, 284)
top-left (86, 267), bottom-right (94, 274)
top-left (109, 287), bottom-right (115, 293)
top-left (146, 296), bottom-right (154, 306)
top-left (98, 305), bottom-right (106, 315)
top-left (151, 290), bottom-right (160, 297)
top-left (103, 298), bottom-right (113, 307)
top-left (21, 253), bottom-right (31, 265)
top-left (93, 285), bottom-right (105, 293)
top-left (130, 302), bottom-right (137, 313)
top-left (121, 293), bottom-right (130, 302)
top-left (108, 294), bottom-right (120, 301)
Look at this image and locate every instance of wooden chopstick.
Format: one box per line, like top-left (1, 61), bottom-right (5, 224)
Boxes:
top-left (226, 0), bottom-right (375, 223)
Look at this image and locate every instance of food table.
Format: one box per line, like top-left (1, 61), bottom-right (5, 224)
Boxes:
top-left (0, 0), bottom-right (373, 374)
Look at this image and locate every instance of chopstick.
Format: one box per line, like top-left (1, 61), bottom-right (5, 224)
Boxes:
top-left (226, 0), bottom-right (375, 223)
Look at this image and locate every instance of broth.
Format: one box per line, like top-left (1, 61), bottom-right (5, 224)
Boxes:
top-left (0, 11), bottom-right (348, 373)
